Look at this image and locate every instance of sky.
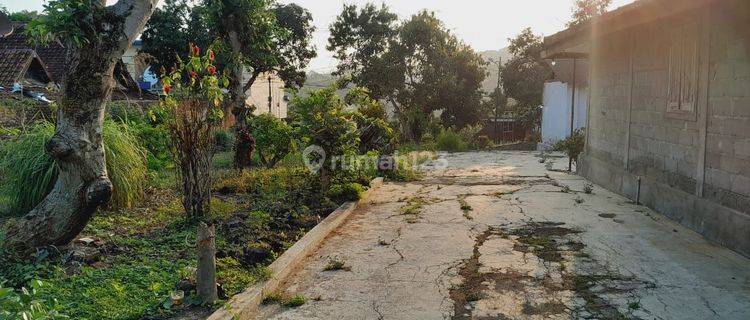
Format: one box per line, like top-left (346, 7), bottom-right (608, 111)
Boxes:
top-left (3, 0), bottom-right (633, 72)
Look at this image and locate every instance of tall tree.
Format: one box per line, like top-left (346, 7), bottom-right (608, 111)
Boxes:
top-left (329, 7), bottom-right (487, 141)
top-left (2, 0), bottom-right (158, 253)
top-left (327, 3), bottom-right (398, 100)
top-left (568, 0), bottom-right (612, 27)
top-left (501, 28), bottom-right (552, 133)
top-left (205, 0), bottom-right (315, 168)
top-left (141, 0), bottom-right (214, 76)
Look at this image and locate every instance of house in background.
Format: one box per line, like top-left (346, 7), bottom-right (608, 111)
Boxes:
top-left (122, 39), bottom-right (158, 90)
top-left (0, 23), bottom-right (68, 87)
top-left (244, 71), bottom-right (288, 119)
top-left (545, 0), bottom-right (750, 256)
top-left (541, 58), bottom-right (589, 147)
top-left (0, 49), bottom-right (52, 89)
top-left (221, 71), bottom-right (289, 127)
top-left (1, 23), bottom-right (140, 93)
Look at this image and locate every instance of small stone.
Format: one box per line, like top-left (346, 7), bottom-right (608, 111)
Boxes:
top-left (76, 237), bottom-right (96, 246)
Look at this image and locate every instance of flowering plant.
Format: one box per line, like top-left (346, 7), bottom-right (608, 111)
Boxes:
top-left (159, 44), bottom-right (228, 220)
top-left (160, 44), bottom-right (228, 122)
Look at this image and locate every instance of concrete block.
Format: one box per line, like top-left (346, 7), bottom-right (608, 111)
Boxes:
top-left (735, 139), bottom-right (750, 159)
top-left (731, 175), bottom-right (750, 196)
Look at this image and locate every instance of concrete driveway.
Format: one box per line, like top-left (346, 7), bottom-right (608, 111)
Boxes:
top-left (259, 151), bottom-right (750, 320)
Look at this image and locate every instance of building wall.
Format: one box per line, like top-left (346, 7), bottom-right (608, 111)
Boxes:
top-left (541, 81), bottom-right (588, 146)
top-left (580, 2), bottom-right (750, 256)
top-left (244, 71), bottom-right (288, 119)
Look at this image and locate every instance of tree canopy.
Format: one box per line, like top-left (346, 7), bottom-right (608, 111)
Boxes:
top-left (568, 0), bottom-right (612, 27)
top-left (500, 28), bottom-right (552, 129)
top-left (328, 6), bottom-right (487, 141)
top-left (141, 0), bottom-right (214, 75)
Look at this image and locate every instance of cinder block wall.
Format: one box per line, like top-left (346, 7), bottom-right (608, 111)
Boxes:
top-left (580, 2), bottom-right (750, 256)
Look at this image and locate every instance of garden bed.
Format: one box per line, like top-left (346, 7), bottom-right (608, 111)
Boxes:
top-left (0, 150), bottom-right (376, 319)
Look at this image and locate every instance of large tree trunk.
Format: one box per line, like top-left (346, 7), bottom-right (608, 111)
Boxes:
top-left (227, 29), bottom-right (257, 169)
top-left (2, 0), bottom-right (158, 254)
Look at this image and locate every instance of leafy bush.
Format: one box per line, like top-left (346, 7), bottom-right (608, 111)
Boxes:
top-left (249, 114), bottom-right (294, 168)
top-left (130, 122), bottom-right (172, 171)
top-left (476, 135), bottom-right (491, 149)
top-left (458, 124), bottom-right (483, 148)
top-left (351, 112), bottom-right (394, 154)
top-left (290, 86), bottom-right (359, 188)
top-left (327, 183), bottom-right (365, 203)
top-left (0, 280), bottom-right (68, 319)
top-left (345, 87), bottom-right (386, 120)
top-left (0, 121), bottom-right (148, 215)
top-left (214, 128), bottom-right (235, 152)
top-left (435, 127), bottom-right (467, 152)
top-left (553, 128), bottom-right (586, 166)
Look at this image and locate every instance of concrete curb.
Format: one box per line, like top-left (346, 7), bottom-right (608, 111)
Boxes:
top-left (207, 177), bottom-right (384, 320)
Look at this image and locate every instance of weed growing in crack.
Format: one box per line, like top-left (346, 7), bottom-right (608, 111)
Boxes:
top-left (628, 299), bottom-right (641, 310)
top-left (574, 196), bottom-right (584, 204)
top-left (458, 196), bottom-right (473, 220)
top-left (323, 257), bottom-right (352, 271)
top-left (400, 196), bottom-right (427, 222)
top-left (561, 185), bottom-right (571, 193)
top-left (583, 183), bottom-right (594, 194)
top-left (262, 292), bottom-right (307, 308)
top-left (282, 295), bottom-right (306, 307)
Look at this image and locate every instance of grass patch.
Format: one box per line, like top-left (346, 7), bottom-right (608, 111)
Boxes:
top-left (0, 121), bottom-right (148, 216)
top-left (323, 257), bottom-right (351, 272)
top-left (263, 292), bottom-right (306, 308)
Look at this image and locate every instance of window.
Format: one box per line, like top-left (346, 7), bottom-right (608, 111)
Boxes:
top-left (666, 22), bottom-right (699, 118)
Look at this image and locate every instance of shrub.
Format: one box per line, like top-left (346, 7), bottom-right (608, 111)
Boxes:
top-left (345, 87), bottom-right (386, 120)
top-left (0, 121), bottom-right (148, 215)
top-left (351, 112), bottom-right (394, 154)
top-left (130, 122), bottom-right (172, 171)
top-left (290, 86), bottom-right (359, 189)
top-left (160, 45), bottom-right (226, 220)
top-left (249, 114), bottom-right (294, 168)
top-left (476, 135), bottom-right (491, 149)
top-left (0, 280), bottom-right (68, 319)
top-left (553, 128), bottom-right (586, 167)
top-left (103, 122), bottom-right (149, 208)
top-left (214, 128), bottom-right (235, 152)
top-left (458, 124), bottom-right (483, 145)
top-left (436, 128), bottom-right (467, 152)
top-left (327, 183), bottom-right (365, 203)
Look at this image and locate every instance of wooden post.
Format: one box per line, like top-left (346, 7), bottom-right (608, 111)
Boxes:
top-left (197, 222), bottom-right (218, 304)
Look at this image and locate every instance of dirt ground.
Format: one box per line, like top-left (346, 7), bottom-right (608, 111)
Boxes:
top-left (258, 151), bottom-right (750, 320)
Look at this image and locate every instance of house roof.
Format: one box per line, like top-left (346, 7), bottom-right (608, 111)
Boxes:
top-left (0, 49), bottom-right (53, 86)
top-left (0, 24), bottom-right (70, 83)
top-left (543, 0), bottom-right (719, 58)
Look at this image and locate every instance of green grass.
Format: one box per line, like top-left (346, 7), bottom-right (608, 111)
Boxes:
top-left (0, 121), bottom-right (148, 216)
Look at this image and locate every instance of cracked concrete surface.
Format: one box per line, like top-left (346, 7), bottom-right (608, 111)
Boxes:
top-left (258, 151), bottom-right (750, 320)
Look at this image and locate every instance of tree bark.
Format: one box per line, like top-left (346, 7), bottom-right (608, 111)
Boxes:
top-left (114, 60), bottom-right (141, 94)
top-left (2, 0), bottom-right (159, 254)
top-left (196, 222), bottom-right (218, 304)
top-left (227, 28), bottom-right (258, 170)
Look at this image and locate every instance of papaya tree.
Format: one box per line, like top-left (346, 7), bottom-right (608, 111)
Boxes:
top-left (2, 0), bottom-right (159, 253)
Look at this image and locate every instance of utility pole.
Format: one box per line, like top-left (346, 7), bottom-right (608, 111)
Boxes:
top-left (492, 58), bottom-right (503, 142)
top-left (267, 75), bottom-right (273, 115)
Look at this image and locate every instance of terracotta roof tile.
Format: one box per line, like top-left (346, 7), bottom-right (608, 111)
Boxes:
top-left (0, 24), bottom-right (70, 83)
top-left (0, 49), bottom-right (35, 86)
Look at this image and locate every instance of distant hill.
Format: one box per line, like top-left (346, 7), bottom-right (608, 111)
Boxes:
top-left (478, 47), bottom-right (513, 94)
